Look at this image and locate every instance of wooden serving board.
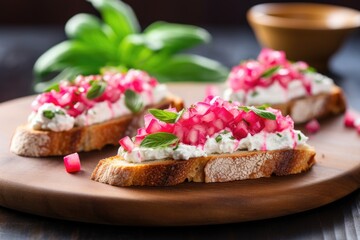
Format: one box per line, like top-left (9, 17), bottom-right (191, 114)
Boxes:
top-left (0, 94), bottom-right (359, 226)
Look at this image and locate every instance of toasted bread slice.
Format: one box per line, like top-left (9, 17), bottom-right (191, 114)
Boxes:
top-left (91, 144), bottom-right (316, 187)
top-left (10, 95), bottom-right (183, 157)
top-left (272, 86), bottom-right (346, 124)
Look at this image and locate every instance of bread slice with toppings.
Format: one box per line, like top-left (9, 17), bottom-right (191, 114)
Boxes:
top-left (224, 48), bottom-right (346, 124)
top-left (91, 145), bottom-right (315, 187)
top-left (10, 70), bottom-right (184, 157)
top-left (10, 95), bottom-right (183, 157)
top-left (91, 96), bottom-right (316, 187)
top-left (272, 85), bottom-right (346, 123)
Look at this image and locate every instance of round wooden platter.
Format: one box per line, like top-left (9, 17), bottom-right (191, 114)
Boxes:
top-left (0, 95), bottom-right (359, 226)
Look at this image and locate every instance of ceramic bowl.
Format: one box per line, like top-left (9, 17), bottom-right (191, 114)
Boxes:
top-left (247, 3), bottom-right (360, 71)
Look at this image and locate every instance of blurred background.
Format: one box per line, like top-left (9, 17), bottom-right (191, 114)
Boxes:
top-left (0, 0), bottom-right (359, 26)
top-left (0, 0), bottom-right (359, 103)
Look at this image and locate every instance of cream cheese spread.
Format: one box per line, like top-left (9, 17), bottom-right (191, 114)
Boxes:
top-left (29, 84), bottom-right (167, 132)
top-left (224, 72), bottom-right (334, 105)
top-left (120, 130), bottom-right (308, 163)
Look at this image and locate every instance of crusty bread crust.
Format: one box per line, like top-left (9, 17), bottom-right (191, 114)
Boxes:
top-left (10, 95), bottom-right (184, 157)
top-left (272, 86), bottom-right (346, 123)
top-left (91, 145), bottom-right (316, 187)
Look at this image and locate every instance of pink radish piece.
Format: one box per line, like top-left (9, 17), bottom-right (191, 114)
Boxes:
top-left (63, 153), bottom-right (81, 173)
top-left (305, 119), bottom-right (320, 134)
top-left (119, 136), bottom-right (135, 152)
top-left (344, 110), bottom-right (358, 128)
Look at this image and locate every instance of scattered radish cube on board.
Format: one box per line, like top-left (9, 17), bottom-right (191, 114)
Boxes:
top-left (63, 153), bottom-right (81, 173)
top-left (344, 110), bottom-right (358, 128)
top-left (305, 119), bottom-right (320, 134)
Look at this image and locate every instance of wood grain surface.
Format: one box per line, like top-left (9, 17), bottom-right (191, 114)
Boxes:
top-left (0, 92), bottom-right (359, 226)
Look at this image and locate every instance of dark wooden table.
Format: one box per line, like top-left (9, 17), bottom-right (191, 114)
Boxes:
top-left (0, 25), bottom-right (359, 239)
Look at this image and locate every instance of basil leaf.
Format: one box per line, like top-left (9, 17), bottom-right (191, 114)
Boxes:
top-left (43, 110), bottom-right (55, 120)
top-left (34, 41), bottom-right (108, 80)
top-left (45, 83), bottom-right (60, 92)
top-left (124, 89), bottom-right (144, 113)
top-left (239, 106), bottom-right (276, 120)
top-left (140, 132), bottom-right (179, 149)
top-left (150, 54), bottom-right (229, 83)
top-left (148, 109), bottom-right (179, 123)
top-left (304, 66), bottom-right (317, 73)
top-left (119, 34), bottom-right (161, 67)
top-left (215, 135), bottom-right (222, 143)
top-left (86, 81), bottom-right (107, 99)
top-left (144, 21), bottom-right (210, 53)
top-left (89, 0), bottom-right (140, 43)
top-left (65, 13), bottom-right (115, 52)
top-left (255, 104), bottom-right (270, 110)
top-left (261, 66), bottom-right (281, 78)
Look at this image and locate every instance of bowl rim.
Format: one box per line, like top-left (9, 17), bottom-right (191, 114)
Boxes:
top-left (247, 2), bottom-right (360, 30)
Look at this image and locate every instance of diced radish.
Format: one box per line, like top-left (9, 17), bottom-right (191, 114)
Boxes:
top-left (202, 111), bottom-right (215, 122)
top-left (233, 121), bottom-right (249, 139)
top-left (137, 128), bottom-right (147, 135)
top-left (243, 111), bottom-right (260, 125)
top-left (144, 114), bottom-right (154, 128)
top-left (305, 119), bottom-right (320, 134)
top-left (134, 135), bottom-right (146, 145)
top-left (195, 102), bottom-right (211, 115)
top-left (217, 107), bottom-right (234, 122)
top-left (264, 119), bottom-right (278, 132)
top-left (174, 125), bottom-right (185, 140)
top-left (213, 119), bottom-right (225, 131)
top-left (63, 153), bottom-right (81, 173)
top-left (344, 110), bottom-right (358, 128)
top-left (186, 129), bottom-right (199, 145)
top-left (205, 85), bottom-right (220, 97)
top-left (146, 119), bottom-right (162, 133)
top-left (119, 136), bottom-right (135, 152)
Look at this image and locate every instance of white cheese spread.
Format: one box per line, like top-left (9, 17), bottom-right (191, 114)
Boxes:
top-left (120, 130), bottom-right (308, 163)
top-left (29, 84), bottom-right (167, 132)
top-left (224, 72), bottom-right (334, 105)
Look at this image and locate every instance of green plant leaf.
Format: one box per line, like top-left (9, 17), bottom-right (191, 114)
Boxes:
top-left (261, 65), bottom-right (281, 78)
top-left (118, 34), bottom-right (162, 68)
top-left (149, 54), bottom-right (229, 82)
top-left (34, 41), bottom-right (109, 80)
top-left (86, 80), bottom-right (107, 99)
top-left (124, 89), bottom-right (144, 113)
top-left (144, 21), bottom-right (210, 53)
top-left (140, 132), bottom-right (179, 149)
top-left (88, 0), bottom-right (140, 43)
top-left (43, 110), bottom-right (55, 119)
top-left (65, 13), bottom-right (115, 52)
top-left (148, 109), bottom-right (180, 123)
top-left (239, 106), bottom-right (276, 120)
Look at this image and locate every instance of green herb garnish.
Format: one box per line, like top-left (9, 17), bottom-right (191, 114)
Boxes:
top-left (33, 0), bottom-right (229, 92)
top-left (124, 89), bottom-right (144, 113)
top-left (149, 108), bottom-right (183, 123)
top-left (261, 66), bottom-right (281, 78)
top-left (86, 80), bottom-right (107, 99)
top-left (43, 110), bottom-right (55, 119)
top-left (276, 133), bottom-right (282, 137)
top-left (55, 110), bottom-right (65, 115)
top-left (251, 91), bottom-right (259, 97)
top-left (239, 106), bottom-right (276, 120)
top-left (140, 132), bottom-right (179, 149)
top-left (215, 135), bottom-right (222, 143)
top-left (298, 133), bottom-right (302, 141)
